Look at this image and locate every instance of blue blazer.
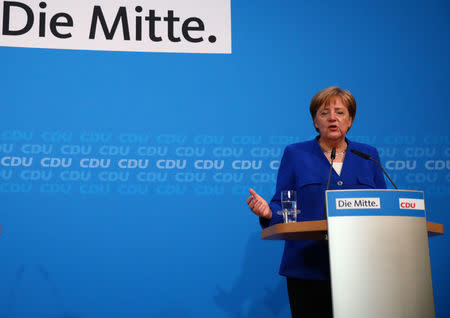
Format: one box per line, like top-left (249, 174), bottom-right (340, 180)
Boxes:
top-left (261, 137), bottom-right (387, 280)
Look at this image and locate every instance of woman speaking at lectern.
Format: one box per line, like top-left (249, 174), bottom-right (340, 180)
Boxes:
top-left (246, 86), bottom-right (386, 317)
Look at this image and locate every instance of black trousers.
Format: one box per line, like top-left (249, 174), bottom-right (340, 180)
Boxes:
top-left (286, 277), bottom-right (333, 318)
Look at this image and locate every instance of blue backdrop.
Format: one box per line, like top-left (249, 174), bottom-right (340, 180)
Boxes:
top-left (1, 1), bottom-right (449, 317)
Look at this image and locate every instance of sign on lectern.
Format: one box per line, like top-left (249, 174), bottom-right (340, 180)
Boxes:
top-left (326, 189), bottom-right (435, 318)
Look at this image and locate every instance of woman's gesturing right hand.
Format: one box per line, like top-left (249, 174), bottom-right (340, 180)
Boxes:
top-left (246, 188), bottom-right (272, 219)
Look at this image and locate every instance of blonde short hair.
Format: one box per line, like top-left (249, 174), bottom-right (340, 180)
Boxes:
top-left (309, 87), bottom-right (356, 132)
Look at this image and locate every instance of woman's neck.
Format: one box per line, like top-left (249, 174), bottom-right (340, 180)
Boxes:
top-left (318, 137), bottom-right (347, 153)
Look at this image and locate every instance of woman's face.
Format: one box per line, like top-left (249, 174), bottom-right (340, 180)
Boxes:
top-left (314, 97), bottom-right (353, 143)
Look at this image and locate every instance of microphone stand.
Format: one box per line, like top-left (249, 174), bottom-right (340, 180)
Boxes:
top-left (350, 149), bottom-right (398, 189)
top-left (323, 147), bottom-right (336, 220)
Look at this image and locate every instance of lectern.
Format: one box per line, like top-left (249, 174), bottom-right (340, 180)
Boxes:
top-left (262, 189), bottom-right (444, 318)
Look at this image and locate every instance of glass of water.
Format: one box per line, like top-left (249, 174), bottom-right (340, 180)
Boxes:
top-left (281, 190), bottom-right (297, 223)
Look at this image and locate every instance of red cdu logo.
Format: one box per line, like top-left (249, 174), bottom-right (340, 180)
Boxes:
top-left (400, 202), bottom-right (416, 209)
top-left (399, 198), bottom-right (424, 210)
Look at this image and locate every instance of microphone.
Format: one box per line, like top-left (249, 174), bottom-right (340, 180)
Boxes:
top-left (331, 147), bottom-right (336, 160)
top-left (323, 147), bottom-right (336, 220)
top-left (350, 149), bottom-right (398, 189)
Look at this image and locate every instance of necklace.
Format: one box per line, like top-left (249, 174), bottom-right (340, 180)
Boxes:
top-left (324, 149), bottom-right (346, 156)
top-left (318, 139), bottom-right (348, 156)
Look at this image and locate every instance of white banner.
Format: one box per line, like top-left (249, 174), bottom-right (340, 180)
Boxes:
top-left (0, 0), bottom-right (231, 53)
